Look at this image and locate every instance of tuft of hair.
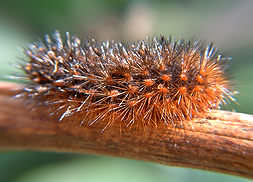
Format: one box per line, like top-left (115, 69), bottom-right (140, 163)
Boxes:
top-left (19, 31), bottom-right (235, 131)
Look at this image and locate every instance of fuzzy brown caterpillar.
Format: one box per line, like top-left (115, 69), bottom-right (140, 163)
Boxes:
top-left (19, 31), bottom-right (234, 130)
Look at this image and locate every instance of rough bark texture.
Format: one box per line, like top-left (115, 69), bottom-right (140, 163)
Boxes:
top-left (0, 82), bottom-right (253, 179)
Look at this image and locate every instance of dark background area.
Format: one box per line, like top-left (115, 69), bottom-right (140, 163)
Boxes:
top-left (0, 0), bottom-right (252, 181)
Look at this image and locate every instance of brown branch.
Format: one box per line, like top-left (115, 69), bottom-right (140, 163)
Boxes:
top-left (0, 82), bottom-right (253, 179)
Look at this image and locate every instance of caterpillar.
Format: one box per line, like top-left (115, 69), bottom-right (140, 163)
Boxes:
top-left (18, 31), bottom-right (234, 131)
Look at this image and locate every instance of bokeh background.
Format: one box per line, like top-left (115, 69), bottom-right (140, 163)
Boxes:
top-left (0, 0), bottom-right (253, 182)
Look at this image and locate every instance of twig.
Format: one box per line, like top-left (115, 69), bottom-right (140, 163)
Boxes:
top-left (0, 81), bottom-right (253, 179)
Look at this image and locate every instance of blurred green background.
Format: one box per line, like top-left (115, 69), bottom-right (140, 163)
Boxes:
top-left (0, 0), bottom-right (253, 182)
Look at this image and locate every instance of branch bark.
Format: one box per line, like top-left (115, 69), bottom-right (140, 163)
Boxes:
top-left (0, 82), bottom-right (253, 179)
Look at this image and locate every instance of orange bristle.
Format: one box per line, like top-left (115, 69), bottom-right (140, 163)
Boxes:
top-left (19, 31), bottom-right (234, 130)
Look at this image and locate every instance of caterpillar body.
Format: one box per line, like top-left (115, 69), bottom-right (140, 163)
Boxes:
top-left (19, 31), bottom-right (234, 130)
